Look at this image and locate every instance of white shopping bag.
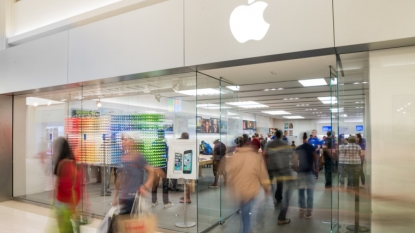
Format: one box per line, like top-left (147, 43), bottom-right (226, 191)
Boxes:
top-left (96, 206), bottom-right (119, 233)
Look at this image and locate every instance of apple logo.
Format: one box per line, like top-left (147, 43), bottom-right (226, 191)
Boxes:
top-left (230, 0), bottom-right (270, 43)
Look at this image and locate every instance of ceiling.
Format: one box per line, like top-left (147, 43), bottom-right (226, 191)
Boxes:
top-left (22, 52), bottom-right (369, 120)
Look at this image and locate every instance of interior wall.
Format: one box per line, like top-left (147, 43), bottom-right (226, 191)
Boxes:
top-left (334, 0), bottom-right (415, 47)
top-left (0, 95), bottom-right (13, 201)
top-left (369, 46), bottom-right (415, 233)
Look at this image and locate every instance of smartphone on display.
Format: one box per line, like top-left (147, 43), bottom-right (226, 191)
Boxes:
top-left (174, 152), bottom-right (183, 174)
top-left (183, 150), bottom-right (193, 174)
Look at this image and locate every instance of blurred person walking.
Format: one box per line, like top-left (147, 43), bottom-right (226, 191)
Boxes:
top-left (339, 136), bottom-right (362, 189)
top-left (210, 139), bottom-right (227, 188)
top-left (53, 137), bottom-right (83, 233)
top-left (112, 138), bottom-right (154, 215)
top-left (294, 133), bottom-right (319, 218)
top-left (264, 131), bottom-right (284, 207)
top-left (265, 130), bottom-right (295, 224)
top-left (356, 133), bottom-right (366, 188)
top-left (227, 136), bottom-right (270, 233)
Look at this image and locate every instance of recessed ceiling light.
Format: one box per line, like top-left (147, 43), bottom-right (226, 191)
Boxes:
top-left (264, 89), bottom-right (269, 91)
top-left (226, 101), bottom-right (268, 109)
top-left (271, 88), bottom-right (276, 91)
top-left (278, 88), bottom-right (284, 90)
top-left (176, 88), bottom-right (221, 96)
top-left (289, 98), bottom-right (293, 100)
top-left (226, 86), bottom-right (240, 91)
top-left (298, 78), bottom-right (327, 87)
top-left (283, 116), bottom-right (304, 119)
top-left (318, 97), bottom-right (337, 104)
top-left (362, 82), bottom-right (368, 84)
top-left (296, 105), bottom-right (300, 106)
top-left (295, 98), bottom-right (299, 100)
top-left (262, 110), bottom-right (291, 115)
top-left (283, 98), bottom-right (288, 100)
top-left (353, 82), bottom-right (360, 84)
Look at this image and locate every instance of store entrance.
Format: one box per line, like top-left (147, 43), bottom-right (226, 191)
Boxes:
top-left (199, 52), bottom-right (370, 233)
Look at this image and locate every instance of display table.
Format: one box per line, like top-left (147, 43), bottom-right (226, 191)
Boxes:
top-left (199, 155), bottom-right (213, 177)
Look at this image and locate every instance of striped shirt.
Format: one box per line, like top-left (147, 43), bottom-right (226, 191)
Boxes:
top-left (339, 143), bottom-right (362, 164)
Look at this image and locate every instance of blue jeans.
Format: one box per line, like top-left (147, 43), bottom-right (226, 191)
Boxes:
top-left (278, 179), bottom-right (294, 220)
top-left (240, 199), bottom-right (254, 233)
top-left (298, 172), bottom-right (316, 213)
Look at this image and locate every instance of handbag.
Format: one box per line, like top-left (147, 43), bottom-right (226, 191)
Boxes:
top-left (117, 193), bottom-right (157, 233)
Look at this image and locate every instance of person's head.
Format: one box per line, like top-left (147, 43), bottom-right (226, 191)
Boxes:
top-left (213, 139), bottom-right (220, 145)
top-left (291, 141), bottom-right (296, 146)
top-left (254, 133), bottom-right (259, 138)
top-left (251, 138), bottom-right (260, 151)
top-left (53, 137), bottom-right (74, 176)
top-left (302, 132), bottom-right (308, 143)
top-left (348, 135), bottom-right (357, 143)
top-left (284, 130), bottom-right (288, 136)
top-left (180, 132), bottom-right (189, 139)
top-left (327, 131), bottom-right (332, 137)
top-left (242, 134), bottom-right (249, 145)
top-left (356, 133), bottom-right (362, 143)
top-left (311, 129), bottom-right (317, 137)
top-left (275, 130), bottom-right (283, 139)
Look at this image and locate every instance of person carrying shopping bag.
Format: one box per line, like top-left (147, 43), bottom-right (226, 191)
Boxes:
top-left (111, 138), bottom-right (155, 232)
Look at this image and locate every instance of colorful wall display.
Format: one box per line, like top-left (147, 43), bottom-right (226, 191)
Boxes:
top-left (243, 120), bottom-right (256, 130)
top-left (64, 113), bottom-right (167, 167)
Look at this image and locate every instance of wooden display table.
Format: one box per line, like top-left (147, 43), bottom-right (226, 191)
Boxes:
top-left (198, 155), bottom-right (213, 177)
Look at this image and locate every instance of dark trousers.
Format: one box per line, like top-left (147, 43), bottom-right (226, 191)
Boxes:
top-left (269, 172), bottom-right (283, 202)
top-left (324, 159), bottom-right (332, 187)
top-left (346, 164), bottom-right (362, 188)
top-left (151, 168), bottom-right (169, 204)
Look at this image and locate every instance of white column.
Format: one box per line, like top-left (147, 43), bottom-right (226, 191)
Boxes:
top-left (0, 0), bottom-right (12, 50)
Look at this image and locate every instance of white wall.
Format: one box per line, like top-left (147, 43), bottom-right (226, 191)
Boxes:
top-left (369, 46), bottom-right (415, 233)
top-left (334, 0), bottom-right (415, 47)
top-left (12, 0), bottom-right (121, 36)
top-left (185, 0), bottom-right (334, 66)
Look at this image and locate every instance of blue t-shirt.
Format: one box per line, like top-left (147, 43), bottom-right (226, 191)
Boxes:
top-left (308, 137), bottom-right (321, 153)
top-left (282, 136), bottom-right (289, 144)
top-left (119, 153), bottom-right (148, 199)
top-left (359, 138), bottom-right (366, 150)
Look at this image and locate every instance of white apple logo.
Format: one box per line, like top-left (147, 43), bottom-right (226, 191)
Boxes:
top-left (230, 0), bottom-right (270, 43)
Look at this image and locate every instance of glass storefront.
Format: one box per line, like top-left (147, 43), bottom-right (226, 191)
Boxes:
top-left (12, 71), bottom-right (240, 233)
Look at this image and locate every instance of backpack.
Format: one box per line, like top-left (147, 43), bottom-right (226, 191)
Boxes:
top-left (200, 141), bottom-right (213, 155)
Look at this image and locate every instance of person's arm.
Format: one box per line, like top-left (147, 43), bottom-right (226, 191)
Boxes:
top-left (312, 151), bottom-right (319, 177)
top-left (292, 152), bottom-right (299, 172)
top-left (140, 164), bottom-right (154, 195)
top-left (112, 170), bottom-right (122, 206)
top-left (258, 158), bottom-right (271, 195)
top-left (316, 144), bottom-right (321, 152)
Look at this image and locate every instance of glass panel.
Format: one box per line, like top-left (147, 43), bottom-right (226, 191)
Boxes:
top-left (219, 79), bottom-right (239, 221)
top-left (337, 52), bottom-right (370, 232)
top-left (196, 72), bottom-right (221, 232)
top-left (330, 65), bottom-right (340, 232)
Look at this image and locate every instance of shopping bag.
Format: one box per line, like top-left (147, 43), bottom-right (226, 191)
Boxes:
top-left (96, 206), bottom-right (119, 233)
top-left (117, 194), bottom-right (157, 233)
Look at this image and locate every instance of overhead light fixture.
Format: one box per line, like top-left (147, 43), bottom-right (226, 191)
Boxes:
top-left (47, 101), bottom-right (51, 106)
top-left (262, 110), bottom-right (291, 115)
top-left (271, 88), bottom-right (276, 91)
top-left (226, 101), bottom-right (268, 108)
top-left (33, 102), bottom-right (38, 107)
top-left (278, 88), bottom-right (284, 90)
top-left (362, 82), bottom-right (369, 84)
top-left (96, 100), bottom-right (102, 108)
top-left (264, 89), bottom-right (269, 91)
top-left (228, 112), bottom-right (238, 116)
top-left (155, 93), bottom-right (161, 102)
top-left (318, 97), bottom-right (337, 104)
top-left (176, 88), bottom-right (221, 96)
top-left (283, 116), bottom-right (304, 119)
top-left (331, 108), bottom-right (344, 113)
top-left (61, 99), bottom-right (66, 102)
top-left (196, 104), bottom-right (231, 109)
top-left (173, 82), bottom-right (180, 92)
top-left (353, 82), bottom-right (360, 84)
top-left (298, 78), bottom-right (327, 87)
top-left (226, 86), bottom-right (240, 91)
top-left (339, 114), bottom-right (348, 118)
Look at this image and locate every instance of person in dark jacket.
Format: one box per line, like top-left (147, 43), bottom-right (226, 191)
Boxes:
top-left (265, 130), bottom-right (294, 225)
top-left (210, 139), bottom-right (227, 188)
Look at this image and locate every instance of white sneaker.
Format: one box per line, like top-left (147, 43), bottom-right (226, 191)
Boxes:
top-left (151, 201), bottom-right (158, 207)
top-left (164, 202), bottom-right (174, 208)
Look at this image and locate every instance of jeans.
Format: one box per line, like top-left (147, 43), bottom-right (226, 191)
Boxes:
top-left (360, 160), bottom-right (365, 185)
top-left (339, 164), bottom-right (346, 185)
top-left (119, 198), bottom-right (135, 215)
top-left (278, 179), bottom-right (294, 220)
top-left (324, 159), bottom-right (332, 186)
top-left (151, 168), bottom-right (169, 204)
top-left (240, 199), bottom-right (254, 233)
top-left (298, 172), bottom-right (316, 213)
top-left (100, 166), bottom-right (111, 195)
top-left (269, 172), bottom-right (283, 203)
